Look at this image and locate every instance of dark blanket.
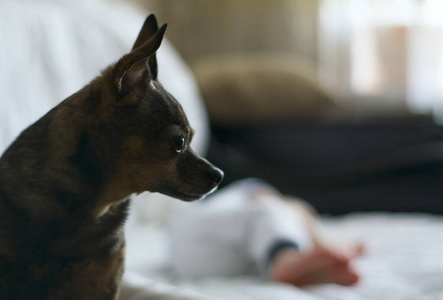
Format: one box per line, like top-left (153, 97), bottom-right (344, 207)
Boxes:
top-left (207, 115), bottom-right (443, 214)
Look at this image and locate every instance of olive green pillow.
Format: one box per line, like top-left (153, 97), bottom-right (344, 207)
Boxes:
top-left (192, 54), bottom-right (336, 125)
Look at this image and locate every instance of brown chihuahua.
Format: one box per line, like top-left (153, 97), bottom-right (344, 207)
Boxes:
top-left (0, 14), bottom-right (223, 300)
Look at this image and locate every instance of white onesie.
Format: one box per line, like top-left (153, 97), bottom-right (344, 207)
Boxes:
top-left (169, 179), bottom-right (313, 278)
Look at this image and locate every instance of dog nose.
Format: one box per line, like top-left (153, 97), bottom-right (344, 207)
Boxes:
top-left (207, 167), bottom-right (224, 184)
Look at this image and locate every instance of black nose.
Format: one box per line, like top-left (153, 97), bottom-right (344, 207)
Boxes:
top-left (207, 167), bottom-right (224, 184)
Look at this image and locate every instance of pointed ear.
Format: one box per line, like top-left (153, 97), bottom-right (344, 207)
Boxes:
top-left (132, 14), bottom-right (162, 80)
top-left (132, 14), bottom-right (159, 51)
top-left (113, 23), bottom-right (167, 101)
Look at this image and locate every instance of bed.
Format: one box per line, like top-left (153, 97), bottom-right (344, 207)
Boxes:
top-left (1, 1), bottom-right (443, 299)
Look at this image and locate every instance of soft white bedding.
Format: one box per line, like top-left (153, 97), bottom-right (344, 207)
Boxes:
top-left (123, 212), bottom-right (443, 300)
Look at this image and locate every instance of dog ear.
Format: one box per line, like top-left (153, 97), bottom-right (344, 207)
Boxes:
top-left (113, 19), bottom-right (167, 103)
top-left (130, 14), bottom-right (162, 81)
top-left (132, 14), bottom-right (159, 51)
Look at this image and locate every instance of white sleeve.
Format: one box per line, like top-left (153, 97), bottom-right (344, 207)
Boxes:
top-left (245, 194), bottom-right (313, 276)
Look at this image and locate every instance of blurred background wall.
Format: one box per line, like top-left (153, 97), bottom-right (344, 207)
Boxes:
top-left (119, 0), bottom-right (443, 120)
top-left (128, 0), bottom-right (319, 66)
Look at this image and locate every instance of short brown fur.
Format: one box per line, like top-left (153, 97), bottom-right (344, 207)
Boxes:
top-left (0, 14), bottom-right (223, 300)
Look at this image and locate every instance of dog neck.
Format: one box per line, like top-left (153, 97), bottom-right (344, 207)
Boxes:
top-left (0, 78), bottom-right (132, 222)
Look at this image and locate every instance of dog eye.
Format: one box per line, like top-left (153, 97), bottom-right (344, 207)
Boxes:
top-left (174, 136), bottom-right (185, 153)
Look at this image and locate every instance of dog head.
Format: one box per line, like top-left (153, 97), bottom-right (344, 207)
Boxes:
top-left (85, 15), bottom-right (223, 203)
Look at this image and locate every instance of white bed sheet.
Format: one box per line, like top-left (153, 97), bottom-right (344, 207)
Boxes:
top-left (124, 212), bottom-right (443, 300)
